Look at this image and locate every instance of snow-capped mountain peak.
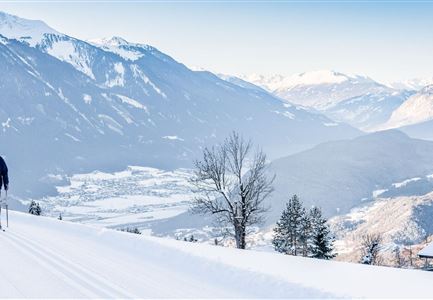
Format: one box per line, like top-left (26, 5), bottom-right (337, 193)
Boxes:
top-left (90, 36), bottom-right (130, 47)
top-left (283, 70), bottom-right (363, 87)
top-left (238, 70), bottom-right (374, 93)
top-left (0, 11), bottom-right (60, 46)
top-left (88, 36), bottom-right (155, 61)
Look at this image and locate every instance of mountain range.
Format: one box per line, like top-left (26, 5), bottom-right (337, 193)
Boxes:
top-left (227, 71), bottom-right (431, 131)
top-left (0, 11), bottom-right (359, 198)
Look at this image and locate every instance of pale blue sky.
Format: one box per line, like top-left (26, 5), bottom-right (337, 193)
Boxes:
top-left (1, 1), bottom-right (432, 82)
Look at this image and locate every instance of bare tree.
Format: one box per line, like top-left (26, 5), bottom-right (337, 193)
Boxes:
top-left (360, 233), bottom-right (383, 265)
top-left (393, 246), bottom-right (405, 268)
top-left (190, 132), bottom-right (274, 249)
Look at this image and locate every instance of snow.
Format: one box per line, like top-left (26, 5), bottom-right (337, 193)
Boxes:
top-left (89, 37), bottom-right (144, 61)
top-left (323, 122), bottom-right (339, 127)
top-left (116, 94), bottom-right (148, 113)
top-left (0, 11), bottom-right (60, 46)
top-left (46, 40), bottom-right (95, 79)
top-left (130, 64), bottom-right (167, 98)
top-left (64, 133), bottom-right (80, 142)
top-left (1, 211), bottom-right (433, 298)
top-left (83, 94), bottom-right (92, 104)
top-left (272, 110), bottom-right (296, 120)
top-left (388, 77), bottom-right (433, 91)
top-left (162, 135), bottom-right (185, 141)
top-left (105, 62), bottom-right (125, 87)
top-left (37, 166), bottom-right (193, 229)
top-left (329, 192), bottom-right (433, 263)
top-left (240, 70), bottom-right (367, 91)
top-left (392, 177), bottom-right (422, 188)
top-left (419, 242), bottom-right (433, 257)
top-left (372, 188), bottom-right (388, 198)
top-left (382, 85), bottom-right (433, 129)
top-left (281, 70), bottom-right (352, 86)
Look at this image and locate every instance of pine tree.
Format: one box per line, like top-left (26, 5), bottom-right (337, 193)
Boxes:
top-left (35, 203), bottom-right (42, 216)
top-left (29, 201), bottom-right (42, 216)
top-left (299, 209), bottom-right (312, 257)
top-left (58, 213), bottom-right (63, 220)
top-left (309, 207), bottom-right (336, 259)
top-left (272, 195), bottom-right (304, 255)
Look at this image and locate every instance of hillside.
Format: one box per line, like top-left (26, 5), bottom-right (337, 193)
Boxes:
top-left (329, 191), bottom-right (433, 264)
top-left (0, 12), bottom-right (359, 200)
top-left (266, 130), bottom-right (433, 220)
top-left (140, 130), bottom-right (433, 240)
top-left (378, 85), bottom-right (433, 140)
top-left (1, 211), bottom-right (433, 298)
top-left (230, 71), bottom-right (412, 130)
top-left (383, 85), bottom-right (433, 129)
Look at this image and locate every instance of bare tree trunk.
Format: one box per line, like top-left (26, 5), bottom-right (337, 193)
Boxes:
top-left (190, 131), bottom-right (274, 249)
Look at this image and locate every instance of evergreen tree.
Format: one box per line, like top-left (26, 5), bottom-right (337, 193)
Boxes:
top-left (309, 207), bottom-right (336, 259)
top-left (29, 201), bottom-right (42, 216)
top-left (120, 227), bottom-right (141, 234)
top-left (272, 195), bottom-right (304, 255)
top-left (299, 209), bottom-right (312, 257)
top-left (58, 213), bottom-right (63, 220)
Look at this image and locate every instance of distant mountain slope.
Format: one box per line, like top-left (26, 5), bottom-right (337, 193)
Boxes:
top-left (151, 130), bottom-right (433, 238)
top-left (325, 90), bottom-right (413, 131)
top-left (388, 77), bottom-right (433, 91)
top-left (382, 85), bottom-right (433, 129)
top-left (266, 130), bottom-right (433, 220)
top-left (329, 191), bottom-right (433, 264)
top-left (241, 70), bottom-right (386, 109)
top-left (0, 12), bottom-right (359, 198)
top-left (233, 71), bottom-right (412, 130)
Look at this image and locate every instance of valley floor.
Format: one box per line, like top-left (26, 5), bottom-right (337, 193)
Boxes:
top-left (1, 211), bottom-right (433, 298)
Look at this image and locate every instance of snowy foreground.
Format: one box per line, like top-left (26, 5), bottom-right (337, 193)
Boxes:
top-left (1, 212), bottom-right (433, 298)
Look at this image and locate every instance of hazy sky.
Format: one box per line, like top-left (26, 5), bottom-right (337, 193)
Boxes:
top-left (1, 1), bottom-right (432, 83)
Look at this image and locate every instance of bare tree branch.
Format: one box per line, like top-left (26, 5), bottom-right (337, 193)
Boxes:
top-left (190, 131), bottom-right (275, 249)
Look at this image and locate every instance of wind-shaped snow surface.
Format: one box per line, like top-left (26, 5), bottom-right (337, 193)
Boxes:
top-left (1, 211), bottom-right (433, 298)
top-left (0, 11), bottom-right (60, 46)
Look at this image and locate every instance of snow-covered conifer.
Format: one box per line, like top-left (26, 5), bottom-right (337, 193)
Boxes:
top-left (273, 195), bottom-right (304, 255)
top-left (309, 206), bottom-right (336, 259)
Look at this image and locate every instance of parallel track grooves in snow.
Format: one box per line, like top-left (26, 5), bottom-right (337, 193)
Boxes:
top-left (8, 231), bottom-right (137, 298)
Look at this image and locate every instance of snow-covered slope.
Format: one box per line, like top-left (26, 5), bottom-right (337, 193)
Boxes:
top-left (235, 71), bottom-right (411, 130)
top-left (0, 11), bottom-right (60, 46)
top-left (242, 70), bottom-right (384, 109)
top-left (388, 77), bottom-right (433, 91)
top-left (217, 74), bottom-right (268, 93)
top-left (265, 130), bottom-right (433, 219)
top-left (0, 11), bottom-right (360, 199)
top-left (329, 191), bottom-right (433, 264)
top-left (2, 211), bottom-right (433, 298)
top-left (325, 89), bottom-right (413, 131)
top-left (382, 85), bottom-right (433, 129)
